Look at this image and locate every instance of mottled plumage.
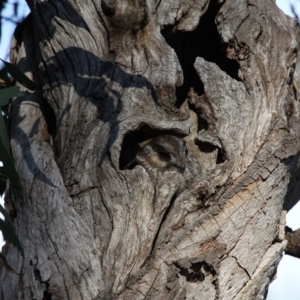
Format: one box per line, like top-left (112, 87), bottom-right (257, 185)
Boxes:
top-left (129, 135), bottom-right (187, 173)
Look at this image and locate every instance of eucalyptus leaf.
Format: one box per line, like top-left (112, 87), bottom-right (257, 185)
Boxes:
top-left (0, 219), bottom-right (24, 257)
top-left (0, 166), bottom-right (7, 177)
top-left (0, 167), bottom-right (6, 195)
top-left (0, 203), bottom-right (13, 227)
top-left (0, 112), bottom-right (9, 154)
top-left (0, 177), bottom-right (5, 195)
top-left (0, 59), bottom-right (40, 91)
top-left (0, 87), bottom-right (25, 106)
top-left (0, 138), bottom-right (22, 197)
top-left (0, 67), bottom-right (10, 86)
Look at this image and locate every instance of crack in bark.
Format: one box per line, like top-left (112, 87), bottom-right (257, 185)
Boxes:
top-left (232, 255), bottom-right (250, 279)
top-left (148, 192), bottom-right (177, 259)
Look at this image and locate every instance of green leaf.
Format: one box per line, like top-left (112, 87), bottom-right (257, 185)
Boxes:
top-left (0, 137), bottom-right (22, 197)
top-left (0, 87), bottom-right (25, 106)
top-left (0, 170), bottom-right (6, 195)
top-left (0, 179), bottom-right (6, 195)
top-left (0, 166), bottom-right (7, 176)
top-left (0, 219), bottom-right (24, 257)
top-left (0, 59), bottom-right (40, 91)
top-left (0, 204), bottom-right (24, 258)
top-left (0, 203), bottom-right (13, 227)
top-left (0, 66), bottom-right (10, 86)
top-left (0, 111), bottom-right (9, 154)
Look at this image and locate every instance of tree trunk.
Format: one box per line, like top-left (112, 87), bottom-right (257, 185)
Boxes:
top-left (1, 0), bottom-right (299, 299)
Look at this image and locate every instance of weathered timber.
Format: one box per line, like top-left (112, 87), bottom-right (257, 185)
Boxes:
top-left (1, 0), bottom-right (300, 299)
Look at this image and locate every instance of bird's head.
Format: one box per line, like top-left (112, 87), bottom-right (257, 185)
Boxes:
top-left (137, 135), bottom-right (187, 172)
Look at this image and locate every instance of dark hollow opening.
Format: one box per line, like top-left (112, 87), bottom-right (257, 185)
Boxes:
top-left (119, 125), bottom-right (186, 170)
top-left (161, 0), bottom-right (240, 108)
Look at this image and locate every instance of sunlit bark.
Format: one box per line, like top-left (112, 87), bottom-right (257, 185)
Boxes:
top-left (1, 1), bottom-right (300, 299)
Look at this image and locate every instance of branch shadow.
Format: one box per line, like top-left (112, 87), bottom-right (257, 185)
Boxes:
top-left (50, 47), bottom-right (157, 166)
top-left (12, 9), bottom-right (159, 186)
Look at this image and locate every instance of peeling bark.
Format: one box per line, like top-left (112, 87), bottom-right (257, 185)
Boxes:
top-left (1, 0), bottom-right (300, 299)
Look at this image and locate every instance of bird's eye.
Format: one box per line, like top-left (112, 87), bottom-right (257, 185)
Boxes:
top-left (157, 151), bottom-right (171, 161)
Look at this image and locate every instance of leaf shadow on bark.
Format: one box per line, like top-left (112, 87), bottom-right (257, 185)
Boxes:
top-left (10, 98), bottom-right (57, 188)
top-left (49, 48), bottom-right (158, 166)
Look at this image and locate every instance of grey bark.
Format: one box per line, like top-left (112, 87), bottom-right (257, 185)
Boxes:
top-left (0, 0), bottom-right (299, 299)
top-left (285, 226), bottom-right (300, 259)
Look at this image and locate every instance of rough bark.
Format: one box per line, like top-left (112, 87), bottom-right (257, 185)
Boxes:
top-left (285, 226), bottom-right (300, 259)
top-left (1, 0), bottom-right (300, 299)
